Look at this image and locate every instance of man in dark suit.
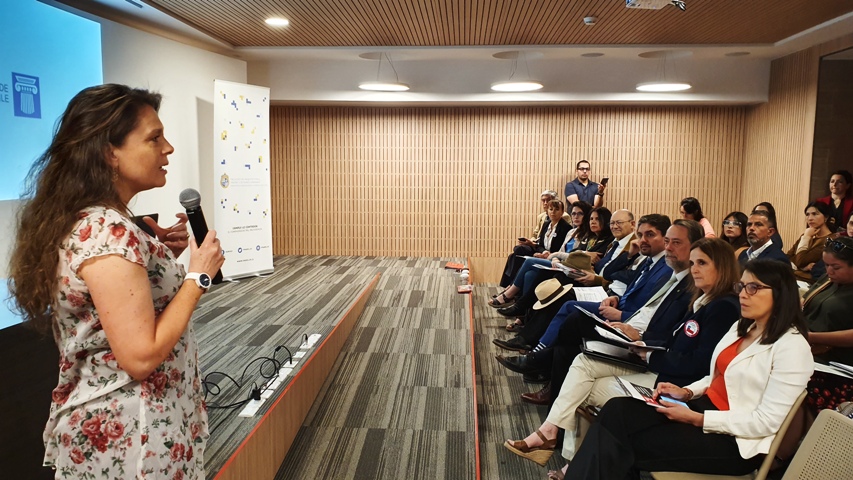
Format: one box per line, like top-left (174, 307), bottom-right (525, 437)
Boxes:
top-left (502, 219), bottom-right (703, 405)
top-left (737, 210), bottom-right (789, 267)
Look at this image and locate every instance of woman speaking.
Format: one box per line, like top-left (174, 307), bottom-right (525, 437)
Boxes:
top-left (9, 84), bottom-right (224, 479)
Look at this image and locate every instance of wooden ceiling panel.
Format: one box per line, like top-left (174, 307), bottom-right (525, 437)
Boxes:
top-left (144, 0), bottom-right (853, 47)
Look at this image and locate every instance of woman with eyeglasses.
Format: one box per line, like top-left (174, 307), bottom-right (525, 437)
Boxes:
top-left (721, 211), bottom-right (749, 258)
top-left (563, 260), bottom-right (812, 479)
top-left (680, 197), bottom-right (715, 238)
top-left (787, 201), bottom-right (834, 284)
top-left (504, 238), bottom-right (741, 478)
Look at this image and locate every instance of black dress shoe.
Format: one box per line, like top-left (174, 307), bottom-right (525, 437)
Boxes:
top-left (521, 383), bottom-right (552, 405)
top-left (522, 372), bottom-right (550, 384)
top-left (495, 353), bottom-right (549, 374)
top-left (493, 336), bottom-right (533, 353)
top-left (497, 304), bottom-right (524, 318)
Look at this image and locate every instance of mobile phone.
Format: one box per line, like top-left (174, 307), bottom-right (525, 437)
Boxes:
top-left (657, 396), bottom-right (688, 408)
top-left (601, 177), bottom-right (609, 186)
top-left (518, 237), bottom-right (528, 242)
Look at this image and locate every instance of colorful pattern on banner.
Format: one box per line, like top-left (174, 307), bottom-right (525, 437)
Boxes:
top-left (213, 80), bottom-right (273, 279)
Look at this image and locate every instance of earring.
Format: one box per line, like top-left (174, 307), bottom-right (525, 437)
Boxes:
top-left (112, 167), bottom-right (119, 181)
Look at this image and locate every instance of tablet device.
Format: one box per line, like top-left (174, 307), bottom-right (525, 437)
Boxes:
top-left (582, 339), bottom-right (648, 371)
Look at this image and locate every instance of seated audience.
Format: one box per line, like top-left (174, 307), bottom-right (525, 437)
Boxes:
top-left (815, 170), bottom-right (853, 231)
top-left (498, 199), bottom-right (571, 290)
top-left (507, 220), bottom-right (701, 405)
top-left (680, 197), bottom-right (715, 237)
top-left (804, 237), bottom-right (853, 414)
top-left (787, 201), bottom-right (834, 283)
top-left (491, 207), bottom-right (610, 310)
top-left (503, 238), bottom-right (740, 471)
top-left (721, 211), bottom-right (749, 258)
top-left (738, 210), bottom-right (789, 266)
top-left (493, 210), bottom-right (637, 347)
top-left (753, 201), bottom-right (784, 250)
top-left (564, 260), bottom-right (813, 479)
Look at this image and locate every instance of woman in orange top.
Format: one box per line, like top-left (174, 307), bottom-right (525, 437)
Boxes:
top-left (562, 260), bottom-right (813, 480)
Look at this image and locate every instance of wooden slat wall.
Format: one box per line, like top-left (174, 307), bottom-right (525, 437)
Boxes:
top-left (270, 106), bottom-right (747, 258)
top-left (741, 32), bottom-right (853, 246)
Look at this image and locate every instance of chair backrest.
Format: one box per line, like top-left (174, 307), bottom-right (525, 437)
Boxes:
top-left (754, 390), bottom-right (808, 479)
top-left (781, 408), bottom-right (853, 480)
top-left (650, 390), bottom-right (807, 480)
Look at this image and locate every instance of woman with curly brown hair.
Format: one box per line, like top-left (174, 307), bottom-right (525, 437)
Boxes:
top-left (9, 84), bottom-right (223, 479)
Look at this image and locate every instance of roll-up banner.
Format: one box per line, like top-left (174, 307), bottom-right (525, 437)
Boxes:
top-left (212, 80), bottom-right (274, 280)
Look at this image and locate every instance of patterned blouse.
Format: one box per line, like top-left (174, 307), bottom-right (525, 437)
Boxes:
top-left (43, 207), bottom-right (208, 480)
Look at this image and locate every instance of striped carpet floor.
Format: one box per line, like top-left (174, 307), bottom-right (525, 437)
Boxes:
top-left (196, 255), bottom-right (387, 477)
top-left (475, 286), bottom-right (566, 480)
top-left (274, 257), bottom-right (475, 480)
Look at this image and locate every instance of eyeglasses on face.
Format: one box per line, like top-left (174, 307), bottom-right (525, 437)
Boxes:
top-left (570, 212), bottom-right (585, 217)
top-left (825, 237), bottom-right (853, 253)
top-left (577, 167), bottom-right (590, 171)
top-left (609, 220), bottom-right (629, 227)
top-left (723, 220), bottom-right (741, 227)
top-left (734, 282), bottom-right (772, 296)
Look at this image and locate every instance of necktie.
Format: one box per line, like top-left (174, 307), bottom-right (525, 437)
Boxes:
top-left (595, 241), bottom-right (619, 274)
top-left (642, 274), bottom-right (679, 309)
top-left (621, 258), bottom-right (653, 303)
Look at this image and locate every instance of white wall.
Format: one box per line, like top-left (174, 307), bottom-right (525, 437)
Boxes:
top-left (100, 21), bottom-right (246, 244)
top-left (1, 12), bottom-right (246, 280)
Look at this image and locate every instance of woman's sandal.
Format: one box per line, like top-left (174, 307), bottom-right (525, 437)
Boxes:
top-left (503, 429), bottom-right (556, 466)
top-left (488, 292), bottom-right (515, 308)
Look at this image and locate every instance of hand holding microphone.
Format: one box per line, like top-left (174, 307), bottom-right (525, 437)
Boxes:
top-left (179, 188), bottom-right (224, 284)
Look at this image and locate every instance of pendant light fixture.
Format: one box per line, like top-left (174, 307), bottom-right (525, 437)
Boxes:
top-left (358, 52), bottom-right (409, 92)
top-left (491, 51), bottom-right (543, 92)
top-left (636, 50), bottom-right (692, 93)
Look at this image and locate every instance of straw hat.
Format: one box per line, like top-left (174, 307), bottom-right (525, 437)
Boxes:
top-left (532, 278), bottom-right (574, 310)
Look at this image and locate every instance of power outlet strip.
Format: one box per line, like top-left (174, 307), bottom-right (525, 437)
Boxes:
top-left (237, 333), bottom-right (321, 417)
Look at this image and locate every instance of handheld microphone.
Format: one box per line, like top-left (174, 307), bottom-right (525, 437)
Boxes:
top-left (179, 188), bottom-right (223, 284)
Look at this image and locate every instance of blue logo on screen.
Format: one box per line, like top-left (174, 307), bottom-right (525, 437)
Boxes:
top-left (12, 72), bottom-right (41, 119)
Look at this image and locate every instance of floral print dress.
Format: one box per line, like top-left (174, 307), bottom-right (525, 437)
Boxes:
top-left (43, 207), bottom-right (208, 480)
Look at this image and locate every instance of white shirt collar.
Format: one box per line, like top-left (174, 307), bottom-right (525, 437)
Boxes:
top-left (747, 238), bottom-right (774, 259)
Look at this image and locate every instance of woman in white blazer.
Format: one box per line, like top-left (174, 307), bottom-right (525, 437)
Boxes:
top-left (563, 259), bottom-right (813, 480)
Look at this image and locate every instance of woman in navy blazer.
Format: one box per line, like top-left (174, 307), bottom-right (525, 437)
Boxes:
top-left (565, 260), bottom-right (813, 479)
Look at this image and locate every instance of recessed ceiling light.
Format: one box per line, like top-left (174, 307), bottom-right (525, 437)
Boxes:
top-left (636, 82), bottom-right (692, 92)
top-left (491, 81), bottom-right (544, 92)
top-left (725, 51), bottom-right (750, 57)
top-left (359, 82), bottom-right (410, 92)
top-left (581, 53), bottom-right (604, 58)
top-left (265, 17), bottom-right (290, 27)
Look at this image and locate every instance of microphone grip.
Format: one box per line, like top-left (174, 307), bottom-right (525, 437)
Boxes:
top-left (185, 206), bottom-right (224, 285)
